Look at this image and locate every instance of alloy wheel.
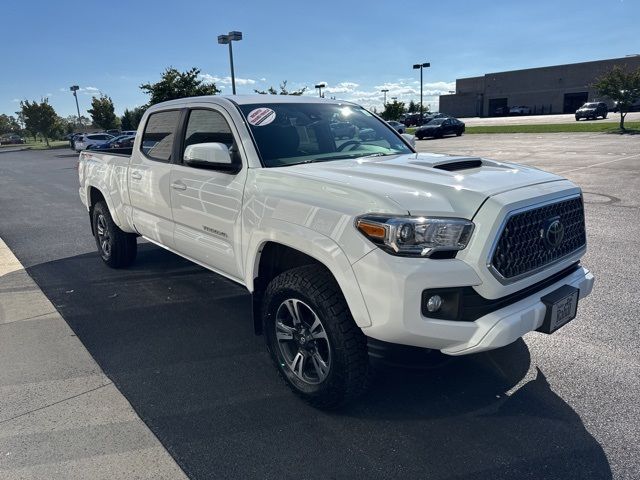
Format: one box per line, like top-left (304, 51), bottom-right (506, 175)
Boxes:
top-left (274, 298), bottom-right (331, 385)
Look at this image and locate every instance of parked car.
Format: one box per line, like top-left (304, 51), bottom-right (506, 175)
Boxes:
top-left (493, 106), bottom-right (510, 116)
top-left (386, 121), bottom-right (405, 134)
top-left (87, 134), bottom-right (131, 150)
top-left (575, 102), bottom-right (608, 121)
top-left (69, 133), bottom-right (85, 149)
top-left (111, 135), bottom-right (136, 148)
top-left (0, 134), bottom-right (25, 145)
top-left (509, 106), bottom-right (531, 115)
top-left (74, 133), bottom-right (114, 152)
top-left (121, 130), bottom-right (137, 136)
top-left (415, 117), bottom-right (465, 139)
top-left (421, 113), bottom-right (450, 125)
top-left (330, 121), bottom-right (356, 139)
top-left (106, 129), bottom-right (121, 136)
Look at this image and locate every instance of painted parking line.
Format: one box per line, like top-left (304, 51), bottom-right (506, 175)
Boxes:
top-left (557, 152), bottom-right (640, 174)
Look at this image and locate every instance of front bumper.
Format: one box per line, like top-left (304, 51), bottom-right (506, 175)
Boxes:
top-left (353, 248), bottom-right (594, 356)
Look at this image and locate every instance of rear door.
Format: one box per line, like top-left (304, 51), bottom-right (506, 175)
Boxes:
top-left (169, 105), bottom-right (248, 281)
top-left (128, 108), bottom-right (183, 249)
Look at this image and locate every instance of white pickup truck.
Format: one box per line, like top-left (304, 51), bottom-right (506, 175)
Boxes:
top-left (79, 95), bottom-right (594, 407)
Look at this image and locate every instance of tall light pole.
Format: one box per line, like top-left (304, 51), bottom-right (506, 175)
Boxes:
top-left (381, 88), bottom-right (389, 106)
top-left (69, 85), bottom-right (81, 128)
top-left (218, 31), bottom-right (243, 94)
top-left (315, 83), bottom-right (326, 98)
top-left (412, 62), bottom-right (430, 120)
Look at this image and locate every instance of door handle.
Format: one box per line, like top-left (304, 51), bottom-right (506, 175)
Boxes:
top-left (171, 181), bottom-right (187, 191)
top-left (131, 171), bottom-right (142, 180)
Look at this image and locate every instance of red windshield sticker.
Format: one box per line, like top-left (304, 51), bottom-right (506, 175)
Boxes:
top-left (247, 107), bottom-right (276, 126)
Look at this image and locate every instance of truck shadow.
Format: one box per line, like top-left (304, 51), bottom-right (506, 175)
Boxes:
top-left (26, 243), bottom-right (611, 480)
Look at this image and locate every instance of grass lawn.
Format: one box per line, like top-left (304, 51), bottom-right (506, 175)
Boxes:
top-left (406, 122), bottom-right (640, 135)
top-left (0, 140), bottom-right (68, 150)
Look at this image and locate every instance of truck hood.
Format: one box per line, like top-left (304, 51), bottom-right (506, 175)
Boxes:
top-left (283, 152), bottom-right (565, 219)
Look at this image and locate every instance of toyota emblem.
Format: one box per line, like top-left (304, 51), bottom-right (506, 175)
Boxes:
top-left (542, 218), bottom-right (565, 248)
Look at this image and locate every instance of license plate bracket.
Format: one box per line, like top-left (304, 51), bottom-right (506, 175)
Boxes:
top-left (537, 285), bottom-right (580, 334)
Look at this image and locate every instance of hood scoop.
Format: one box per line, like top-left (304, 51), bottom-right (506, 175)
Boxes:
top-left (432, 159), bottom-right (483, 171)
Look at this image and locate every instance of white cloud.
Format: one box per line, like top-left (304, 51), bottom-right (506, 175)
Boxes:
top-left (12, 98), bottom-right (20, 103)
top-left (324, 81), bottom-right (360, 94)
top-left (200, 74), bottom-right (257, 85)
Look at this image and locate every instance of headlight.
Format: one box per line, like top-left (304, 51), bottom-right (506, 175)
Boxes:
top-left (355, 215), bottom-right (474, 257)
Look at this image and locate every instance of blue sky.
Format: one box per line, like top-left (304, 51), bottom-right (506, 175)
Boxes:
top-left (1, 0), bottom-right (638, 117)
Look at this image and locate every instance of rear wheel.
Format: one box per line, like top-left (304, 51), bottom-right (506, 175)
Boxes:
top-left (263, 265), bottom-right (370, 409)
top-left (92, 201), bottom-right (137, 268)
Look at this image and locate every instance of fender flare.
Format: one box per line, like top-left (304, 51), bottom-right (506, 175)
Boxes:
top-left (244, 221), bottom-right (372, 328)
top-left (85, 183), bottom-right (129, 231)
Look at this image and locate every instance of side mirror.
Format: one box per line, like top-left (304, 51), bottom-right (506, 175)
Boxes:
top-left (401, 133), bottom-right (416, 149)
top-left (183, 142), bottom-right (240, 172)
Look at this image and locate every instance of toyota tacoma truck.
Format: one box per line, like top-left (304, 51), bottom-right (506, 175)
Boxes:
top-left (78, 95), bottom-right (594, 408)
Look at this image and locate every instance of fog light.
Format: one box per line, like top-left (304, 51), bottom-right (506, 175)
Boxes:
top-left (426, 295), bottom-right (443, 312)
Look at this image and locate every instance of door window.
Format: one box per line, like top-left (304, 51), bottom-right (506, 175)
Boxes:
top-left (141, 110), bottom-right (180, 162)
top-left (183, 109), bottom-right (234, 157)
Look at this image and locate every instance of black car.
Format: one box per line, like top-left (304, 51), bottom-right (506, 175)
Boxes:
top-left (112, 135), bottom-right (136, 148)
top-left (415, 117), bottom-right (465, 139)
top-left (575, 102), bottom-right (608, 121)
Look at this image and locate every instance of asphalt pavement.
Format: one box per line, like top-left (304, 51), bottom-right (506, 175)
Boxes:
top-left (1, 135), bottom-right (639, 479)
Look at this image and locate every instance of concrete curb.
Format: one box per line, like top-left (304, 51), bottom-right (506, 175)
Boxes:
top-left (0, 237), bottom-right (188, 479)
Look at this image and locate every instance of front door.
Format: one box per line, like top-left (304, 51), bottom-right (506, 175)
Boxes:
top-left (128, 108), bottom-right (183, 249)
top-left (169, 107), bottom-right (247, 281)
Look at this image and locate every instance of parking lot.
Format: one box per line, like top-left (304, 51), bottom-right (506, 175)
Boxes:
top-left (1, 132), bottom-right (639, 479)
top-left (458, 111), bottom-right (640, 126)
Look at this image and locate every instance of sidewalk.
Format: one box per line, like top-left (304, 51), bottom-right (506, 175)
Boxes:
top-left (0, 237), bottom-right (188, 479)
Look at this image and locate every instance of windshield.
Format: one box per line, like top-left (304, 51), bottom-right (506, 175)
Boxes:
top-left (238, 103), bottom-right (413, 167)
top-left (426, 118), bottom-right (446, 125)
top-left (582, 103), bottom-right (598, 108)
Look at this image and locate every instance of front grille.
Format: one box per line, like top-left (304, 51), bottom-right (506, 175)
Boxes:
top-left (491, 196), bottom-right (586, 280)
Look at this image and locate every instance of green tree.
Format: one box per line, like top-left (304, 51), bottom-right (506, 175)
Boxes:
top-left (593, 65), bottom-right (640, 130)
top-left (140, 67), bottom-right (220, 106)
top-left (254, 80), bottom-right (307, 96)
top-left (19, 99), bottom-right (58, 145)
top-left (66, 114), bottom-right (92, 130)
top-left (121, 106), bottom-right (146, 130)
top-left (408, 100), bottom-right (418, 113)
top-left (381, 100), bottom-right (406, 121)
top-left (87, 94), bottom-right (119, 130)
top-left (0, 114), bottom-right (20, 134)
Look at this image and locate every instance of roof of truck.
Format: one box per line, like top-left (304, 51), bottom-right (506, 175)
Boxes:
top-left (149, 95), bottom-right (352, 110)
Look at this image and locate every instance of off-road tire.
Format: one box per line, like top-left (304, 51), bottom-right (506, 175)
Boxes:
top-left (263, 264), bottom-right (371, 409)
top-left (92, 201), bottom-right (137, 268)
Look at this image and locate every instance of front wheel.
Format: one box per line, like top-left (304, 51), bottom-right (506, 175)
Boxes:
top-left (92, 201), bottom-right (137, 268)
top-left (263, 265), bottom-right (370, 409)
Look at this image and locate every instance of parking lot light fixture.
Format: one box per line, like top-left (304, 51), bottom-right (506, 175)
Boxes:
top-left (315, 83), bottom-right (326, 98)
top-left (412, 62), bottom-right (430, 120)
top-left (69, 85), bottom-right (81, 128)
top-left (381, 89), bottom-right (389, 106)
top-left (218, 31), bottom-right (243, 94)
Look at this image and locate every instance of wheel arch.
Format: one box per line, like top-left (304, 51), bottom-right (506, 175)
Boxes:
top-left (85, 183), bottom-right (133, 233)
top-left (246, 230), bottom-right (372, 334)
